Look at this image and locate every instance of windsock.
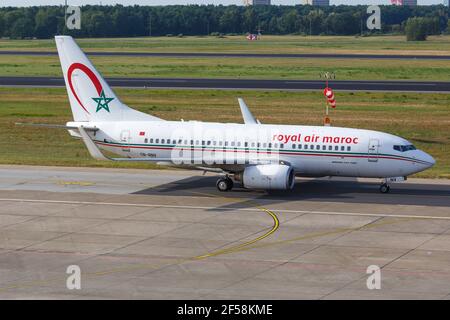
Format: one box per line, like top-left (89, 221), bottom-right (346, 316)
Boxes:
top-left (324, 87), bottom-right (336, 108)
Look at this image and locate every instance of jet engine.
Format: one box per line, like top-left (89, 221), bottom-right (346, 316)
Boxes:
top-left (239, 164), bottom-right (295, 190)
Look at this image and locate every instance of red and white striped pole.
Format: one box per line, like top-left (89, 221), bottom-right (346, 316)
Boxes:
top-left (324, 87), bottom-right (336, 109)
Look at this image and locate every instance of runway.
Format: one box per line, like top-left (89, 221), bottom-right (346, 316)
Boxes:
top-left (0, 165), bottom-right (450, 299)
top-left (1, 50), bottom-right (450, 60)
top-left (1, 76), bottom-right (450, 92)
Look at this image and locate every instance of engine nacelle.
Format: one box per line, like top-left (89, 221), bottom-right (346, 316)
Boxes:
top-left (241, 164), bottom-right (295, 190)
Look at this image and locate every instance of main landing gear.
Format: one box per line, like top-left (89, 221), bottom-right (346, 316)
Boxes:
top-left (379, 181), bottom-right (390, 193)
top-left (216, 176), bottom-right (234, 192)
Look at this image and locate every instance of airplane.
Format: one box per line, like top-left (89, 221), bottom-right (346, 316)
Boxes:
top-left (21, 36), bottom-right (436, 194)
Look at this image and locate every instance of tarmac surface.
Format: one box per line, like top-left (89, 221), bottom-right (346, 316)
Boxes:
top-left (1, 76), bottom-right (450, 93)
top-left (0, 165), bottom-right (450, 299)
top-left (1, 50), bottom-right (450, 60)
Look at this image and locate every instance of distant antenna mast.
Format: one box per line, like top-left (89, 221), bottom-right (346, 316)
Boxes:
top-left (149, 14), bottom-right (152, 37)
top-left (63, 0), bottom-right (68, 35)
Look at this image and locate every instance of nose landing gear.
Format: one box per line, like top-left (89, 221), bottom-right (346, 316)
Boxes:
top-left (216, 176), bottom-right (234, 192)
top-left (379, 183), bottom-right (390, 193)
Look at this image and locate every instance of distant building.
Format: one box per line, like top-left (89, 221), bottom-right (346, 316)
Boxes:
top-left (402, 0), bottom-right (417, 6)
top-left (244, 0), bottom-right (271, 5)
top-left (302, 0), bottom-right (330, 6)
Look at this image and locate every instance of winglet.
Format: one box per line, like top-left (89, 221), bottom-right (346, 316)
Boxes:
top-left (238, 98), bottom-right (259, 124)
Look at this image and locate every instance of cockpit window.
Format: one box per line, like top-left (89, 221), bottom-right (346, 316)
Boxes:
top-left (393, 144), bottom-right (416, 152)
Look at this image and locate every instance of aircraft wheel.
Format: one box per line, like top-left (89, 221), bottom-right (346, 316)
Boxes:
top-left (225, 177), bottom-right (234, 190)
top-left (379, 183), bottom-right (390, 194)
top-left (216, 177), bottom-right (233, 192)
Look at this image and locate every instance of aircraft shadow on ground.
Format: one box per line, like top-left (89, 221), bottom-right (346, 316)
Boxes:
top-left (132, 175), bottom-right (450, 208)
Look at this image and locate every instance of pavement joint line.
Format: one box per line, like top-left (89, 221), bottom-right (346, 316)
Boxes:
top-left (1, 198), bottom-right (450, 221)
top-left (0, 200), bottom-right (280, 293)
top-left (0, 209), bottom-right (417, 294)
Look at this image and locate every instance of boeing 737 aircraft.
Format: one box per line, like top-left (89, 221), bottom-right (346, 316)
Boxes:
top-left (24, 36), bottom-right (436, 193)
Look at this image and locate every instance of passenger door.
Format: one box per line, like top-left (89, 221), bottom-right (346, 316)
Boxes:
top-left (368, 139), bottom-right (379, 162)
top-left (120, 130), bottom-right (131, 153)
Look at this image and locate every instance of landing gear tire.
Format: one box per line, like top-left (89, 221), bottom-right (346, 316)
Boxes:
top-left (216, 177), bottom-right (233, 192)
top-left (379, 183), bottom-right (390, 194)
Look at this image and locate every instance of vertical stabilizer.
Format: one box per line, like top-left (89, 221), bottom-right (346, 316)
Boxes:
top-left (55, 36), bottom-right (162, 122)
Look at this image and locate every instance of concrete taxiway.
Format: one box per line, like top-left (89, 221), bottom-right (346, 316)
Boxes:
top-left (0, 165), bottom-right (450, 299)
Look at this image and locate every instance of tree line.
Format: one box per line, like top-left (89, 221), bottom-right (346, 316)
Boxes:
top-left (0, 4), bottom-right (448, 39)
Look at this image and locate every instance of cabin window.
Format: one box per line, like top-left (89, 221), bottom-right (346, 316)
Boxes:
top-left (304, 145), bottom-right (308, 150)
top-left (171, 140), bottom-right (176, 144)
top-left (245, 142), bottom-right (248, 147)
top-left (280, 143), bottom-right (284, 149)
top-left (161, 139), bottom-right (165, 144)
top-left (274, 143), bottom-right (278, 148)
top-left (328, 145), bottom-right (332, 151)
top-left (207, 141), bottom-right (211, 146)
top-left (335, 146), bottom-right (339, 151)
top-left (268, 143), bottom-right (272, 148)
top-left (144, 138), bottom-right (148, 144)
top-left (347, 146), bottom-right (351, 151)
top-left (257, 143), bottom-right (261, 148)
top-left (202, 140), bottom-right (205, 145)
top-left (195, 140), bottom-right (199, 145)
top-left (184, 140), bottom-right (187, 145)
top-left (155, 139), bottom-right (159, 143)
top-left (219, 141), bottom-right (223, 146)
top-left (225, 141), bottom-right (228, 146)
top-left (298, 144), bottom-right (302, 150)
top-left (341, 146), bottom-right (345, 151)
top-left (316, 145), bottom-right (320, 150)
top-left (322, 145), bottom-right (327, 151)
top-left (213, 141), bottom-right (216, 146)
top-left (237, 142), bottom-right (241, 147)
top-left (292, 144), bottom-right (296, 149)
top-left (150, 138), bottom-right (154, 143)
top-left (231, 141), bottom-right (235, 147)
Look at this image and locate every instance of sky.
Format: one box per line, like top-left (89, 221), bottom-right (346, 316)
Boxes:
top-left (0, 0), bottom-right (445, 6)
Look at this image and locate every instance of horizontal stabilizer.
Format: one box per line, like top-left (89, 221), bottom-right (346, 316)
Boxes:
top-left (15, 122), bottom-right (99, 131)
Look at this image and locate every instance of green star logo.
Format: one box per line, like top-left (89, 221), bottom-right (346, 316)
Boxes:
top-left (92, 90), bottom-right (114, 113)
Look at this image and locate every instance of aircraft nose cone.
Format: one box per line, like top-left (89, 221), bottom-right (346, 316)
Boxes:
top-left (420, 151), bottom-right (435, 168)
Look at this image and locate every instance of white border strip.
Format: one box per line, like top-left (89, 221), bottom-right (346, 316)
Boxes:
top-left (1, 198), bottom-right (449, 221)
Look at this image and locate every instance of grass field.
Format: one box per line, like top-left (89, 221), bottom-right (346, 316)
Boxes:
top-left (2, 35), bottom-right (450, 81)
top-left (0, 87), bottom-right (448, 178)
top-left (1, 54), bottom-right (450, 81)
top-left (2, 35), bottom-right (450, 55)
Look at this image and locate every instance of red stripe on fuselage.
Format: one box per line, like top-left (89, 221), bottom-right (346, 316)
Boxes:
top-left (95, 141), bottom-right (419, 164)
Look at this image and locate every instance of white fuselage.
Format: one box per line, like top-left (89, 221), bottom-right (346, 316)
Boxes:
top-left (72, 120), bottom-right (435, 178)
